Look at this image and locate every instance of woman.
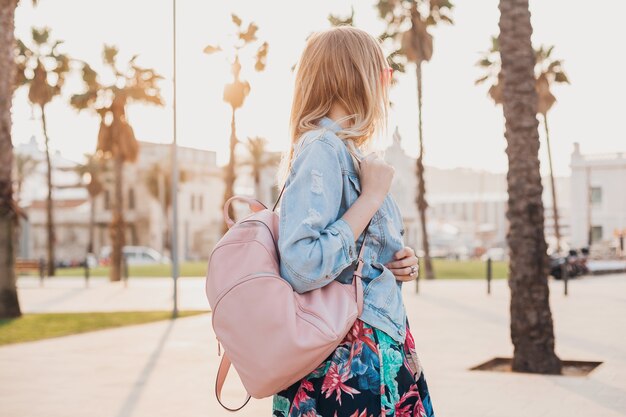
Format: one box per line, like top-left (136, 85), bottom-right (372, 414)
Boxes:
top-left (272, 26), bottom-right (435, 417)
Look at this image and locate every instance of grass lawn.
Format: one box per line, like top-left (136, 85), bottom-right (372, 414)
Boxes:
top-left (26, 261), bottom-right (209, 278)
top-left (19, 260), bottom-right (508, 279)
top-left (421, 259), bottom-right (508, 279)
top-left (0, 310), bottom-right (208, 346)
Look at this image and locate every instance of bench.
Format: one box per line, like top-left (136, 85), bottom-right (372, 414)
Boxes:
top-left (15, 259), bottom-right (45, 286)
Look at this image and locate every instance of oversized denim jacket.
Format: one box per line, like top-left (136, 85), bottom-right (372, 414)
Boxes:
top-left (277, 115), bottom-right (408, 343)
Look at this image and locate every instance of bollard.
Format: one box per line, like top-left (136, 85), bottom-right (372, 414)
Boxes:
top-left (414, 256), bottom-right (420, 294)
top-left (123, 255), bottom-right (129, 288)
top-left (415, 260), bottom-right (420, 294)
top-left (486, 257), bottom-right (492, 295)
top-left (561, 262), bottom-right (569, 296)
top-left (84, 258), bottom-right (90, 288)
top-left (39, 258), bottom-right (45, 287)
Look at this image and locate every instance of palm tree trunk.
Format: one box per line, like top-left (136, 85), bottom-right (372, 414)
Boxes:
top-left (415, 62), bottom-right (434, 281)
top-left (222, 108), bottom-right (237, 235)
top-left (0, 0), bottom-right (21, 318)
top-left (16, 178), bottom-right (22, 203)
top-left (109, 155), bottom-right (125, 282)
top-left (543, 114), bottom-right (561, 253)
top-left (499, 0), bottom-right (561, 374)
top-left (41, 106), bottom-right (55, 276)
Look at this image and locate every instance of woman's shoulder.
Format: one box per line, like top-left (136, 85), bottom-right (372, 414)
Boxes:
top-left (294, 127), bottom-right (345, 157)
top-left (291, 129), bottom-right (354, 175)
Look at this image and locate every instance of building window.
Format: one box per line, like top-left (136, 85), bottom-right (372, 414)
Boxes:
top-left (104, 190), bottom-right (110, 210)
top-left (198, 195), bottom-right (203, 211)
top-left (591, 226), bottom-right (603, 243)
top-left (128, 188), bottom-right (135, 210)
top-left (191, 194), bottom-right (195, 212)
top-left (590, 187), bottom-right (602, 205)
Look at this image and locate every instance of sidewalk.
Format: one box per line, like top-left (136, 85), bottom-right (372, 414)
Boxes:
top-left (1, 274), bottom-right (624, 417)
top-left (14, 276), bottom-right (209, 313)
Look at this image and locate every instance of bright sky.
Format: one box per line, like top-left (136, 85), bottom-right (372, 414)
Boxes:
top-left (12, 0), bottom-right (626, 176)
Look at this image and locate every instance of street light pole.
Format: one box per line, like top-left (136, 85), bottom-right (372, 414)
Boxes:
top-left (171, 0), bottom-right (180, 318)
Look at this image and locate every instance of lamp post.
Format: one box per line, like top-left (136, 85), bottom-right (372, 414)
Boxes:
top-left (171, 0), bottom-right (180, 318)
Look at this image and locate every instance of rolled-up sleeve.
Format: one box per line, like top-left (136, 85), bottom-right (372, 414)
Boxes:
top-left (278, 138), bottom-right (358, 293)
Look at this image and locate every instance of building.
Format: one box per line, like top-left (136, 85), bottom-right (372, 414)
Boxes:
top-left (15, 137), bottom-right (89, 262)
top-left (381, 128), bottom-right (419, 248)
top-left (127, 141), bottom-right (224, 260)
top-left (17, 127), bottom-right (589, 266)
top-left (17, 139), bottom-right (225, 263)
top-left (570, 143), bottom-right (626, 256)
top-left (386, 129), bottom-right (570, 257)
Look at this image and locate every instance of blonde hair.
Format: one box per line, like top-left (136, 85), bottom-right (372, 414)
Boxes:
top-left (275, 25), bottom-right (391, 188)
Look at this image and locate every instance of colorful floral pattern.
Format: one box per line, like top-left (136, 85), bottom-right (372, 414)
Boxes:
top-left (272, 318), bottom-right (434, 417)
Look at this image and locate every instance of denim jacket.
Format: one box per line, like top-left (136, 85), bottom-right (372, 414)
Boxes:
top-left (277, 116), bottom-right (408, 343)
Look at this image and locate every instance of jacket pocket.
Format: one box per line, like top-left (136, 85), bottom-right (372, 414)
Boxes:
top-left (362, 261), bottom-right (396, 311)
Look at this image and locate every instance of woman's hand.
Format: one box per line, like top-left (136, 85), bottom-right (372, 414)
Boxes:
top-left (359, 152), bottom-right (394, 205)
top-left (384, 246), bottom-right (419, 282)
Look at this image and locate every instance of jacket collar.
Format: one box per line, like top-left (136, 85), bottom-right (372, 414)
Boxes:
top-left (318, 116), bottom-right (343, 133)
top-left (318, 116), bottom-right (366, 159)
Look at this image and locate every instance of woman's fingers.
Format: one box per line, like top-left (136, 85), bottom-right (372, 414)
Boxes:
top-left (394, 273), bottom-right (416, 282)
top-left (385, 255), bottom-right (418, 269)
top-left (388, 265), bottom-right (418, 276)
top-left (394, 246), bottom-right (413, 260)
top-left (383, 246), bottom-right (418, 281)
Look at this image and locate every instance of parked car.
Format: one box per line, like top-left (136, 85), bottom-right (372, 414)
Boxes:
top-left (99, 246), bottom-right (170, 266)
top-left (54, 254), bottom-right (97, 269)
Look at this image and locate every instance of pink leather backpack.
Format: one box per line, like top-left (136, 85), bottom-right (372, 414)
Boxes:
top-left (205, 186), bottom-right (372, 411)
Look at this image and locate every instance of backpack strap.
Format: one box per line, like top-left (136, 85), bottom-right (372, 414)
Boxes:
top-left (224, 196), bottom-right (268, 229)
top-left (271, 181), bottom-right (286, 212)
top-left (215, 354), bottom-right (251, 411)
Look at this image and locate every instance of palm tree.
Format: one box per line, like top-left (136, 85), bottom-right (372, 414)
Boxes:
top-left (328, 6), bottom-right (355, 26)
top-left (0, 0), bottom-right (21, 318)
top-left (75, 154), bottom-right (105, 255)
top-left (376, 0), bottom-right (454, 280)
top-left (70, 46), bottom-right (164, 281)
top-left (475, 36), bottom-right (503, 104)
top-left (535, 45), bottom-right (569, 252)
top-left (476, 38), bottom-right (569, 252)
top-left (203, 13), bottom-right (268, 235)
top-left (144, 164), bottom-right (187, 255)
top-left (498, 0), bottom-right (561, 374)
top-left (15, 27), bottom-right (70, 276)
top-left (240, 136), bottom-right (281, 202)
top-left (145, 164), bottom-right (169, 254)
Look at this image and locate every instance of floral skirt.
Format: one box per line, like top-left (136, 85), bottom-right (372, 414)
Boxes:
top-left (271, 318), bottom-right (434, 417)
